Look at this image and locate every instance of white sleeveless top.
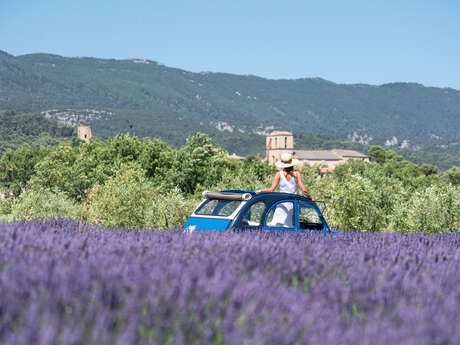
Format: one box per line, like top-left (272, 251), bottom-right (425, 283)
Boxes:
top-left (279, 171), bottom-right (298, 194)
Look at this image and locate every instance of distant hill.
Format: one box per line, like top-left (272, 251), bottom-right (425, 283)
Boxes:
top-left (0, 50), bottom-right (459, 158)
top-left (0, 110), bottom-right (75, 153)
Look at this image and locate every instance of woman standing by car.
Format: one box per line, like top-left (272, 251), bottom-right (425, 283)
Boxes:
top-left (256, 152), bottom-right (313, 198)
top-left (256, 153), bottom-right (312, 227)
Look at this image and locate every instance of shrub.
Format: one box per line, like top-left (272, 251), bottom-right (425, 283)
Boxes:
top-left (391, 183), bottom-right (460, 233)
top-left (11, 189), bottom-right (80, 221)
top-left (0, 196), bottom-right (13, 216)
top-left (320, 171), bottom-right (403, 231)
top-left (444, 166), bottom-right (460, 186)
top-left (0, 214), bottom-right (14, 223)
top-left (148, 187), bottom-right (196, 230)
top-left (85, 165), bottom-right (156, 229)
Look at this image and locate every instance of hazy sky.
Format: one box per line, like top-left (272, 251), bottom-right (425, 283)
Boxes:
top-left (2, 0), bottom-right (459, 89)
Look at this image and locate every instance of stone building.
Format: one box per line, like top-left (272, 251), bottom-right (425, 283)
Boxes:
top-left (294, 149), bottom-right (369, 171)
top-left (266, 131), bottom-right (369, 172)
top-left (266, 131), bottom-right (294, 165)
top-left (77, 126), bottom-right (92, 143)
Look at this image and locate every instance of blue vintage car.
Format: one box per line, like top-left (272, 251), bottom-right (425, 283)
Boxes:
top-left (184, 190), bottom-right (337, 233)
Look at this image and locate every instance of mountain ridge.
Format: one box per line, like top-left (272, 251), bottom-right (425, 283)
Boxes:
top-left (6, 51), bottom-right (459, 90)
top-left (1, 50), bottom-right (459, 156)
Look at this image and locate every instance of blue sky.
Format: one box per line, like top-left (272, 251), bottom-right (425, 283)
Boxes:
top-left (1, 0), bottom-right (459, 89)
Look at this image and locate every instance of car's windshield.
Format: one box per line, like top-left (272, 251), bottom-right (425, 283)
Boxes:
top-left (195, 199), bottom-right (242, 217)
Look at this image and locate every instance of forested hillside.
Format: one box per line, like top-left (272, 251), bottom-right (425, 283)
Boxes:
top-left (1, 110), bottom-right (459, 170)
top-left (1, 50), bottom-right (459, 157)
top-left (0, 110), bottom-right (75, 153)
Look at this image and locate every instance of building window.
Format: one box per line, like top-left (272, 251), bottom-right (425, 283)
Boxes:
top-left (285, 137), bottom-right (287, 148)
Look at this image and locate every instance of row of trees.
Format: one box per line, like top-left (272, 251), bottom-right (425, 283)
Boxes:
top-left (0, 134), bottom-right (458, 233)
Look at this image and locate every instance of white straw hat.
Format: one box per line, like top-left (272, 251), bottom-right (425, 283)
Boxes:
top-left (275, 153), bottom-right (299, 169)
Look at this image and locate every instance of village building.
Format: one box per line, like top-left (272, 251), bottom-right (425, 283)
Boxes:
top-left (266, 131), bottom-right (369, 172)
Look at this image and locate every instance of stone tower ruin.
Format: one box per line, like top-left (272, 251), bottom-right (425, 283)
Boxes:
top-left (77, 126), bottom-right (92, 143)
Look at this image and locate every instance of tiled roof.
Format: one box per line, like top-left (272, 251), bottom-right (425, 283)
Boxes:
top-left (294, 150), bottom-right (341, 160)
top-left (332, 149), bottom-right (369, 158)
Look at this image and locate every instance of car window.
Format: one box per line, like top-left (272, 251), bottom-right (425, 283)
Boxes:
top-left (299, 202), bottom-right (323, 230)
top-left (196, 199), bottom-right (242, 217)
top-left (265, 201), bottom-right (295, 228)
top-left (219, 201), bottom-right (240, 216)
top-left (242, 201), bottom-right (266, 227)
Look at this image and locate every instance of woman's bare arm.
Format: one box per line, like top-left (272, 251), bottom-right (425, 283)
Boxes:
top-left (256, 172), bottom-right (280, 193)
top-left (296, 173), bottom-right (313, 199)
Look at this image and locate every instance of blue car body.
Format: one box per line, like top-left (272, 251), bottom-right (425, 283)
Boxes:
top-left (184, 190), bottom-right (337, 234)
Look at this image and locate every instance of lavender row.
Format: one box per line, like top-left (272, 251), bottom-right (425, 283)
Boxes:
top-left (1, 219), bottom-right (459, 345)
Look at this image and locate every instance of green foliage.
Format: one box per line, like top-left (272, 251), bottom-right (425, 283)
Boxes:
top-left (317, 163), bottom-right (403, 231)
top-left (148, 187), bottom-right (196, 230)
top-left (420, 164), bottom-right (438, 176)
top-left (369, 145), bottom-right (404, 164)
top-left (83, 164), bottom-right (195, 230)
top-left (166, 133), bottom-right (220, 194)
top-left (0, 144), bottom-right (47, 195)
top-left (394, 148), bottom-right (460, 172)
top-left (1, 52), bottom-right (459, 160)
top-left (367, 146), bottom-right (448, 187)
top-left (29, 145), bottom-right (84, 199)
top-left (444, 166), bottom-right (460, 186)
top-left (0, 131), bottom-right (457, 233)
top-left (85, 164), bottom-right (156, 229)
top-left (0, 108), bottom-right (457, 174)
top-left (0, 110), bottom-right (74, 154)
top-left (391, 184), bottom-right (460, 233)
top-left (11, 188), bottom-right (80, 222)
top-left (0, 214), bottom-right (14, 223)
top-left (312, 158), bottom-right (459, 233)
top-left (368, 146), bottom-right (389, 164)
top-left (0, 197), bottom-right (14, 216)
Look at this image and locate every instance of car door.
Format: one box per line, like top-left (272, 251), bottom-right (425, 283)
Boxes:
top-left (297, 200), bottom-right (326, 232)
top-left (263, 199), bottom-right (297, 232)
top-left (239, 200), bottom-right (267, 231)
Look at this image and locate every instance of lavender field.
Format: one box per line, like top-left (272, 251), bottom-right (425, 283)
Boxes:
top-left (1, 219), bottom-right (459, 345)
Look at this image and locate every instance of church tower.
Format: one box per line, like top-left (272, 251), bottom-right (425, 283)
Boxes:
top-left (266, 131), bottom-right (294, 165)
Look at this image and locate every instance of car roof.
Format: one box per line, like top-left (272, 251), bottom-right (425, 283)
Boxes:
top-left (219, 190), bottom-right (313, 203)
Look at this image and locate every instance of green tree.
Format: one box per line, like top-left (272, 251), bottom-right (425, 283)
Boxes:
top-left (29, 145), bottom-right (84, 199)
top-left (85, 164), bottom-right (156, 229)
top-left (321, 163), bottom-right (404, 231)
top-left (167, 133), bottom-right (222, 194)
top-left (0, 144), bottom-right (46, 195)
top-left (444, 166), bottom-right (460, 185)
top-left (420, 163), bottom-right (438, 176)
top-left (368, 146), bottom-right (388, 164)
